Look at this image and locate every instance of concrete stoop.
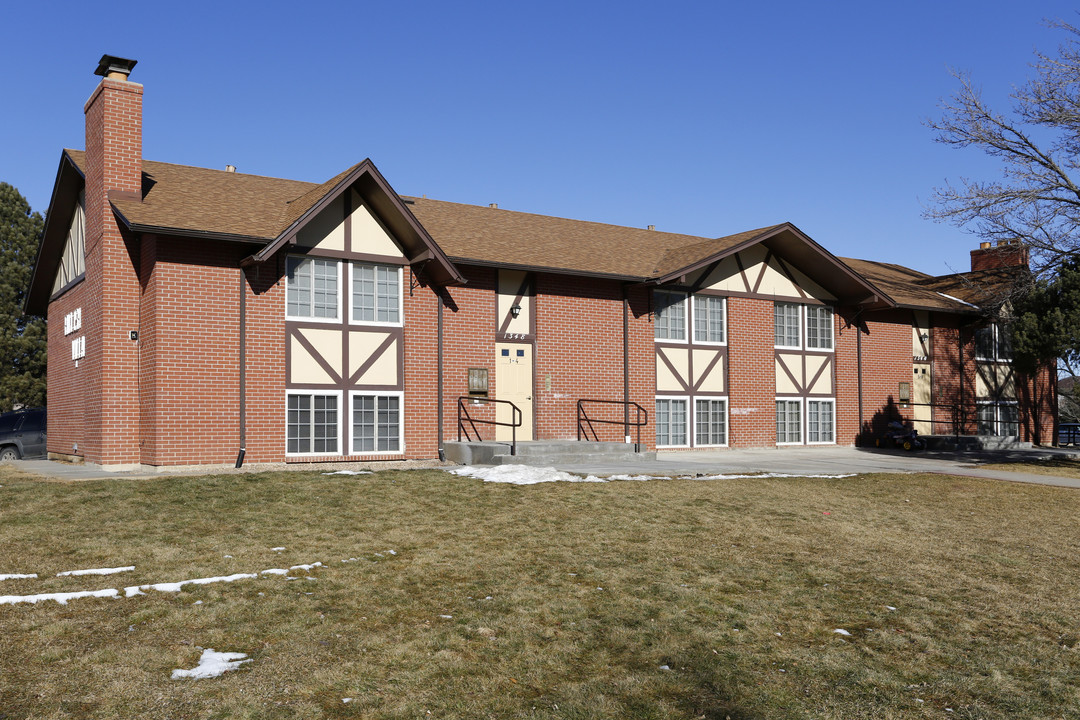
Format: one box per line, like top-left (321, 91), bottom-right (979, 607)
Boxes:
top-left (443, 440), bottom-right (656, 466)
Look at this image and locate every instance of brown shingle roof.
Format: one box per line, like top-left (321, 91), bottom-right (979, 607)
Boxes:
top-left (61, 151), bottom-right (1016, 310)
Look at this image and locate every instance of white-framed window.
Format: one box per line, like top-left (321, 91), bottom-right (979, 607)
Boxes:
top-left (776, 399), bottom-right (802, 444)
top-left (286, 256), bottom-right (340, 320)
top-left (774, 302), bottom-right (801, 348)
top-left (654, 290), bottom-right (687, 341)
top-left (975, 324), bottom-right (1012, 362)
top-left (694, 397), bottom-right (728, 446)
top-left (351, 263), bottom-right (402, 325)
top-left (286, 392), bottom-right (342, 455)
top-left (655, 397), bottom-right (689, 447)
top-left (693, 295), bottom-right (726, 344)
top-left (977, 401), bottom-right (1019, 436)
top-left (806, 306), bottom-right (834, 350)
top-left (351, 392), bottom-right (404, 454)
top-left (807, 399), bottom-right (835, 444)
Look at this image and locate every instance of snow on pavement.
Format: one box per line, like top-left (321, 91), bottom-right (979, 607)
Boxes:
top-left (57, 566), bottom-right (135, 577)
top-left (446, 465), bottom-right (856, 485)
top-left (171, 649), bottom-right (251, 679)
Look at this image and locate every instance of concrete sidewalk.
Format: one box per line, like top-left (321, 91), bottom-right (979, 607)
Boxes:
top-left (7, 445), bottom-right (1080, 488)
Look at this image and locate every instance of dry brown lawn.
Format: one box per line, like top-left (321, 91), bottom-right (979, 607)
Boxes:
top-left (976, 455), bottom-right (1080, 479)
top-left (1, 464), bottom-right (1078, 719)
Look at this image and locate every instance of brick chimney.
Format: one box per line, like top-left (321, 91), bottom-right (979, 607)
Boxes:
top-left (970, 239), bottom-right (1029, 272)
top-left (82, 55), bottom-right (143, 467)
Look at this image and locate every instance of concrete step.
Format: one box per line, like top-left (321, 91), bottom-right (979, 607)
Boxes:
top-left (921, 435), bottom-right (1032, 452)
top-left (443, 440), bottom-right (654, 466)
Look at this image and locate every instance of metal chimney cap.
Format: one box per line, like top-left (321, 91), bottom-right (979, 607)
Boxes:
top-left (94, 55), bottom-right (138, 80)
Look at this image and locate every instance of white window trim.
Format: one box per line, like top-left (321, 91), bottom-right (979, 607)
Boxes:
top-left (691, 295), bottom-right (727, 346)
top-left (655, 395), bottom-right (691, 449)
top-left (285, 256), bottom-right (342, 324)
top-left (349, 390), bottom-right (406, 456)
top-left (654, 290), bottom-right (689, 344)
top-left (692, 396), bottom-right (729, 448)
top-left (775, 397), bottom-right (804, 446)
top-left (976, 400), bottom-right (1019, 436)
top-left (348, 263), bottom-right (404, 328)
top-left (805, 305), bottom-right (835, 352)
top-left (975, 324), bottom-right (1011, 363)
top-left (806, 398), bottom-right (837, 445)
top-left (774, 302), bottom-right (803, 350)
top-left (285, 390), bottom-right (344, 457)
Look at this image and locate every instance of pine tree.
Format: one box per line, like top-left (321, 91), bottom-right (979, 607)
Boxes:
top-left (0, 183), bottom-right (46, 411)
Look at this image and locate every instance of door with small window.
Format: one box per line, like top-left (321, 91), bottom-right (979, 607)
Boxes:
top-left (495, 343), bottom-right (533, 441)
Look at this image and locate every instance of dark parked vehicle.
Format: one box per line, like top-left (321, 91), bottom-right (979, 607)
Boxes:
top-left (0, 408), bottom-right (46, 460)
top-left (1060, 423), bottom-right (1080, 447)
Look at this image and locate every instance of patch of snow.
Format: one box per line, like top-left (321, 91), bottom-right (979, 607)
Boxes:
top-left (886, 605), bottom-right (897, 611)
top-left (0, 588), bottom-right (120, 605)
top-left (224, 555), bottom-right (233, 559)
top-left (659, 664), bottom-right (671, 670)
top-left (0, 573), bottom-right (37, 581)
top-left (261, 568), bottom-right (289, 576)
top-left (171, 649), bottom-right (251, 679)
top-left (607, 474), bottom-right (669, 481)
top-left (937, 291), bottom-right (979, 309)
top-left (446, 465), bottom-right (606, 485)
top-left (271, 547), bottom-right (285, 552)
top-left (57, 566), bottom-right (134, 577)
top-left (439, 614), bottom-right (453, 619)
top-left (124, 573), bottom-right (259, 597)
top-left (387, 550), bottom-right (397, 555)
top-left (323, 470), bottom-right (372, 475)
top-left (833, 629), bottom-right (852, 636)
top-left (343, 698), bottom-right (352, 704)
top-left (194, 600), bottom-right (203, 605)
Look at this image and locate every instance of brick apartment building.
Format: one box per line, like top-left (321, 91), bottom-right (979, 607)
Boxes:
top-left (25, 56), bottom-right (1056, 469)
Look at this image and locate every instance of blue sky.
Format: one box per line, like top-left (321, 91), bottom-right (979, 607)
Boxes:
top-left (3, 0), bottom-right (1077, 276)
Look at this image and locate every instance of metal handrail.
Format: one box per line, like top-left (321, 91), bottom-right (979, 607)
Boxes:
top-left (576, 399), bottom-right (648, 449)
top-left (898, 402), bottom-right (962, 443)
top-left (457, 397), bottom-right (522, 456)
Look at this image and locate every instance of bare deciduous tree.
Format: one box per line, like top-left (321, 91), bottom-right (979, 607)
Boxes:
top-left (927, 21), bottom-right (1080, 276)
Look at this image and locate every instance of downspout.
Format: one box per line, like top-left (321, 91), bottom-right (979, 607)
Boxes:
top-left (856, 317), bottom-right (863, 445)
top-left (437, 291), bottom-right (445, 461)
top-left (623, 285), bottom-right (631, 446)
top-left (236, 267), bottom-right (247, 468)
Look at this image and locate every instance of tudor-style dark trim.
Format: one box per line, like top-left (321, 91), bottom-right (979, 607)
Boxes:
top-left (244, 159), bottom-right (464, 286)
top-left (26, 151), bottom-right (87, 316)
top-left (49, 272), bottom-right (87, 303)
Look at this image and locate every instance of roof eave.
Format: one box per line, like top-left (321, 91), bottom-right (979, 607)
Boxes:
top-left (449, 257), bottom-right (644, 282)
top-left (25, 151), bottom-right (86, 316)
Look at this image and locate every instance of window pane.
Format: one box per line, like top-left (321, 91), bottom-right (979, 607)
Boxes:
top-left (654, 291), bottom-right (686, 340)
top-left (286, 257), bottom-right (311, 317)
top-left (977, 404), bottom-right (995, 435)
top-left (775, 303), bottom-right (800, 347)
top-left (975, 327), bottom-right (994, 359)
top-left (377, 266), bottom-right (400, 324)
top-left (1000, 404), bottom-right (1019, 436)
top-left (808, 401), bottom-right (834, 442)
top-left (353, 265), bottom-right (375, 322)
top-left (694, 296), bottom-right (725, 343)
top-left (655, 399), bottom-right (687, 445)
top-left (313, 259), bottom-right (338, 318)
top-left (378, 396), bottom-right (400, 451)
top-left (353, 396), bottom-right (375, 452)
top-left (777, 400), bottom-right (801, 443)
top-left (806, 306), bottom-right (833, 350)
top-left (696, 399), bottom-right (727, 445)
top-left (997, 327), bottom-right (1013, 360)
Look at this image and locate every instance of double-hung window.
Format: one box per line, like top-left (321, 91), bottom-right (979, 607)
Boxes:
top-left (352, 393), bottom-right (403, 453)
top-left (352, 264), bottom-right (401, 324)
top-left (693, 295), bottom-right (726, 343)
top-left (287, 393), bottom-right (340, 454)
top-left (806, 306), bottom-right (834, 350)
top-left (975, 324), bottom-right (1012, 361)
top-left (776, 399), bottom-right (801, 444)
top-left (655, 398), bottom-right (688, 446)
top-left (807, 400), bottom-right (835, 443)
top-left (286, 257), bottom-right (339, 319)
top-left (774, 303), bottom-right (801, 348)
top-left (695, 398), bottom-right (727, 446)
top-left (654, 290), bottom-right (687, 341)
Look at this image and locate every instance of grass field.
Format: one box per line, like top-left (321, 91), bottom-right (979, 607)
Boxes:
top-left (977, 456), bottom-right (1080, 479)
top-left (1, 465), bottom-right (1079, 719)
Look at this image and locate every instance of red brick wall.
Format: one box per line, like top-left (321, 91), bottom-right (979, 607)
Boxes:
top-left (851, 310), bottom-right (917, 440)
top-left (243, 255), bottom-right (286, 463)
top-left (403, 272), bottom-right (440, 458)
top-left (45, 283), bottom-right (88, 458)
top-left (726, 297), bottom-right (775, 447)
top-left (834, 307), bottom-right (860, 445)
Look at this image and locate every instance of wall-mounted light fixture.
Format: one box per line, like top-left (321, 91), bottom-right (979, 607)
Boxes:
top-left (510, 304), bottom-right (522, 319)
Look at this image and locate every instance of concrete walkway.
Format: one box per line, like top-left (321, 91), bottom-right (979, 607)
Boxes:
top-left (7, 445), bottom-right (1080, 488)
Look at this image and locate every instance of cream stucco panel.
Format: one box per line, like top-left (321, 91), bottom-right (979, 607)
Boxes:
top-left (775, 355), bottom-right (800, 394)
top-left (498, 270), bottom-right (532, 335)
top-left (785, 264), bottom-right (835, 303)
top-left (976, 364), bottom-right (1016, 399)
top-left (349, 332), bottom-right (399, 386)
top-left (52, 191), bottom-right (86, 294)
top-left (691, 255), bottom-right (745, 293)
top-left (805, 355), bottom-right (832, 394)
top-left (351, 190), bottom-right (405, 258)
top-left (692, 349), bottom-right (725, 392)
top-left (296, 195), bottom-right (346, 251)
top-left (290, 330), bottom-right (342, 385)
top-left (912, 311), bottom-right (930, 357)
top-left (656, 348), bottom-right (690, 393)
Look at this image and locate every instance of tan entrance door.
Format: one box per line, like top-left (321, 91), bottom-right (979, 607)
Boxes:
top-left (912, 363), bottom-right (932, 435)
top-left (495, 343), bottom-right (533, 441)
